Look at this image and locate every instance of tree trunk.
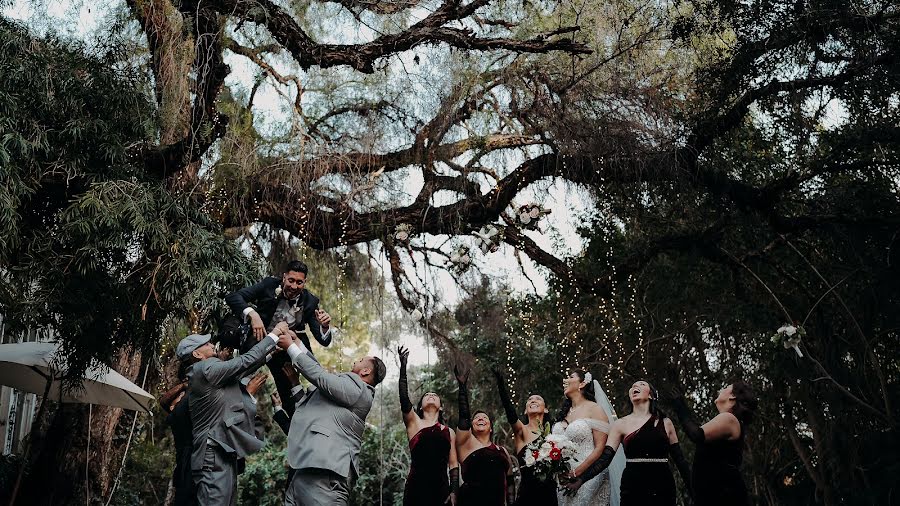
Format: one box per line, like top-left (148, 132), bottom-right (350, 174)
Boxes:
top-left (16, 350), bottom-right (147, 505)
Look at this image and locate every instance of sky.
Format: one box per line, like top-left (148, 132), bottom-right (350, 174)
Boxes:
top-left (4, 0), bottom-right (597, 370)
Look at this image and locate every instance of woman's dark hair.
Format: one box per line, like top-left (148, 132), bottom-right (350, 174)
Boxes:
top-left (728, 380), bottom-right (758, 426)
top-left (472, 410), bottom-right (494, 438)
top-left (415, 393), bottom-right (445, 425)
top-left (630, 380), bottom-right (669, 422)
top-left (520, 393), bottom-right (553, 427)
top-left (177, 358), bottom-right (196, 379)
top-left (556, 370), bottom-right (597, 422)
top-left (647, 381), bottom-right (668, 420)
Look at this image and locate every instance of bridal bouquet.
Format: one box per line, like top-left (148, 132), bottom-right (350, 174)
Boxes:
top-left (522, 424), bottom-right (576, 482)
top-left (771, 323), bottom-right (805, 357)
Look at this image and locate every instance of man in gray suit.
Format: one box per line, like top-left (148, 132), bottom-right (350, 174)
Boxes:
top-left (275, 335), bottom-right (387, 505)
top-left (178, 325), bottom-right (292, 505)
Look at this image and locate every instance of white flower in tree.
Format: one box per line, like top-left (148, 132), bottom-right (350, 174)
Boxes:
top-left (518, 203), bottom-right (550, 230)
top-left (394, 223), bottom-right (413, 243)
top-left (450, 244), bottom-right (472, 274)
top-left (473, 224), bottom-right (502, 254)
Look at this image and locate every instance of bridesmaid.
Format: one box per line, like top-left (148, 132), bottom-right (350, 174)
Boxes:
top-left (564, 380), bottom-right (691, 506)
top-left (669, 380), bottom-right (758, 506)
top-left (455, 364), bottom-right (511, 505)
top-left (398, 346), bottom-right (459, 506)
top-left (493, 370), bottom-right (557, 506)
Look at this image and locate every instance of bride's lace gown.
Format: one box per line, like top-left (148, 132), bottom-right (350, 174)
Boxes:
top-left (552, 418), bottom-right (612, 506)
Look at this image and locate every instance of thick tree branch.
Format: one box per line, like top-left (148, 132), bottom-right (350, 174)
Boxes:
top-left (200, 0), bottom-right (590, 73)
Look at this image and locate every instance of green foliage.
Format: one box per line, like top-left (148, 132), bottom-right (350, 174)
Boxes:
top-left (108, 437), bottom-right (174, 506)
top-left (0, 17), bottom-right (256, 374)
top-left (350, 417), bottom-right (409, 505)
top-left (239, 443), bottom-right (290, 506)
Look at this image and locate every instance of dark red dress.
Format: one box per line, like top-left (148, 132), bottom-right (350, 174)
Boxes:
top-left (514, 446), bottom-right (557, 506)
top-left (459, 443), bottom-right (509, 505)
top-left (620, 416), bottom-right (676, 506)
top-left (404, 424), bottom-right (452, 506)
top-left (693, 421), bottom-right (748, 506)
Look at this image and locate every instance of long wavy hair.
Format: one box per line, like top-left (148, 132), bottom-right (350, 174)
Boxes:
top-left (415, 393), bottom-right (446, 425)
top-left (728, 380), bottom-right (758, 426)
top-left (556, 370), bottom-right (596, 422)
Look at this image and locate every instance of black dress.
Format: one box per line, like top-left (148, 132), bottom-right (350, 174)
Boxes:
top-left (459, 443), bottom-right (509, 505)
top-left (693, 421), bottom-right (748, 506)
top-left (166, 395), bottom-right (197, 506)
top-left (620, 416), bottom-right (676, 506)
top-left (514, 446), bottom-right (558, 506)
top-left (404, 424), bottom-right (452, 506)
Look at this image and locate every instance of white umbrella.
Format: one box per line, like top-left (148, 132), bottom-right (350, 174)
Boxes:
top-left (0, 341), bottom-right (154, 412)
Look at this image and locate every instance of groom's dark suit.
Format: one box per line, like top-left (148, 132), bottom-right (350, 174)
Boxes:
top-left (225, 276), bottom-right (332, 414)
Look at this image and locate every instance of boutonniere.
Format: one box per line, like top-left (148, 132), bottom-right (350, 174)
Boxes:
top-left (275, 286), bottom-right (282, 297)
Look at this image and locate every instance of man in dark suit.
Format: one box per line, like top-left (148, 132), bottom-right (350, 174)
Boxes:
top-left (179, 327), bottom-right (292, 505)
top-left (271, 363), bottom-right (305, 435)
top-left (224, 260), bottom-right (333, 414)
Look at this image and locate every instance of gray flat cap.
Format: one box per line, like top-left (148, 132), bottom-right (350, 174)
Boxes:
top-left (176, 334), bottom-right (212, 361)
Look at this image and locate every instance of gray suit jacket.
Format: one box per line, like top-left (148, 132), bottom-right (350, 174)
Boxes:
top-left (287, 352), bottom-right (374, 479)
top-left (187, 336), bottom-right (276, 471)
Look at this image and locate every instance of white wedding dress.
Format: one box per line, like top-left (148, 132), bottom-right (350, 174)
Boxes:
top-left (552, 418), bottom-right (611, 506)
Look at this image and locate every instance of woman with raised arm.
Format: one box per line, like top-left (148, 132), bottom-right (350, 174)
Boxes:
top-left (564, 380), bottom-right (691, 506)
top-left (493, 370), bottom-right (556, 506)
top-left (455, 364), bottom-right (511, 505)
top-left (398, 346), bottom-right (459, 506)
top-left (669, 380), bottom-right (757, 506)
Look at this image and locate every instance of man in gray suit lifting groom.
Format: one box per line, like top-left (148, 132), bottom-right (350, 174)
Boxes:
top-left (178, 323), bottom-right (293, 505)
top-left (274, 332), bottom-right (387, 505)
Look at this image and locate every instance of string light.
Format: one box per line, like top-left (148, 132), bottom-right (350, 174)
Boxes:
top-left (503, 296), bottom-right (518, 400)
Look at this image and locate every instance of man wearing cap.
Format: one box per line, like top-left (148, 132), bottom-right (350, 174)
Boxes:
top-left (274, 334), bottom-right (387, 505)
top-left (178, 325), bottom-right (292, 505)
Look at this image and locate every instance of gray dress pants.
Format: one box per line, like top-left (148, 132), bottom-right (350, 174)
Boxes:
top-left (192, 444), bottom-right (238, 506)
top-left (284, 468), bottom-right (351, 506)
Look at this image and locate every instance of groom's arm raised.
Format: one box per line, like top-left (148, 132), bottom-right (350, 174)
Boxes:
top-left (283, 337), bottom-right (364, 408)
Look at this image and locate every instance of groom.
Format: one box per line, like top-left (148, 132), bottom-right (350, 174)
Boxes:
top-left (275, 335), bottom-right (386, 505)
top-left (224, 260), bottom-right (333, 415)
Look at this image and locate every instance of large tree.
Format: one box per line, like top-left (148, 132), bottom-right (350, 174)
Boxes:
top-left (1, 0), bottom-right (898, 504)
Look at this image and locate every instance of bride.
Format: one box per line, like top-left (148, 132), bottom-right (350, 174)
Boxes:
top-left (552, 370), bottom-right (625, 506)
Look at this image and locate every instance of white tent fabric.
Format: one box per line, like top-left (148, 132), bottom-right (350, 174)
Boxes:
top-left (0, 342), bottom-right (154, 412)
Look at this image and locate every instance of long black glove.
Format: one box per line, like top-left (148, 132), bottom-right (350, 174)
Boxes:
top-left (563, 446), bottom-right (617, 496)
top-left (669, 442), bottom-right (693, 500)
top-left (578, 445), bottom-right (616, 484)
top-left (398, 346), bottom-right (413, 414)
top-left (455, 365), bottom-right (471, 431)
top-left (492, 369), bottom-right (519, 426)
top-left (449, 466), bottom-right (460, 496)
top-left (670, 395), bottom-right (705, 444)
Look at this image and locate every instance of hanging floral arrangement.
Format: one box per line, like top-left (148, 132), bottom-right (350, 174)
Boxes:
top-left (518, 203), bottom-right (551, 230)
top-left (473, 224), bottom-right (502, 254)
